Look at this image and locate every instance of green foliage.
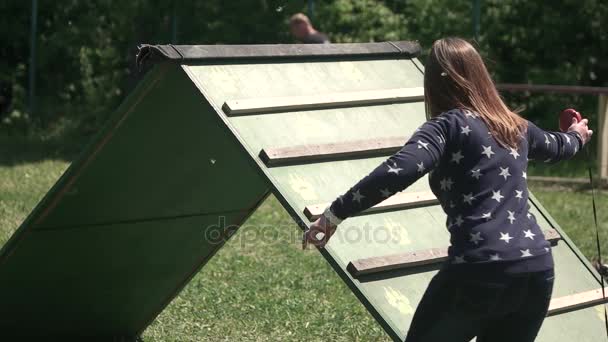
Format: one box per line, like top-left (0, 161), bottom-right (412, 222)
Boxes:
top-left (0, 0), bottom-right (607, 137)
top-left (0, 0), bottom-right (289, 134)
top-left (315, 0), bottom-right (408, 42)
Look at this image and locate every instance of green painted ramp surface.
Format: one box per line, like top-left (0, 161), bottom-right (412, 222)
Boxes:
top-left (0, 42), bottom-right (605, 340)
top-left (182, 46), bottom-right (607, 341)
top-left (0, 64), bottom-right (268, 338)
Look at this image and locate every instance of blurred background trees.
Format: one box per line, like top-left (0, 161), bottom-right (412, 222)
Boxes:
top-left (0, 0), bottom-right (606, 138)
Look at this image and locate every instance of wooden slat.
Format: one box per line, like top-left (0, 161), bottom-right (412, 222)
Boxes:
top-left (304, 191), bottom-right (438, 221)
top-left (347, 229), bottom-right (562, 277)
top-left (543, 228), bottom-right (561, 242)
top-left (260, 136), bottom-right (406, 166)
top-left (347, 248), bottom-right (449, 276)
top-left (548, 287), bottom-right (608, 316)
top-left (222, 87), bottom-right (424, 116)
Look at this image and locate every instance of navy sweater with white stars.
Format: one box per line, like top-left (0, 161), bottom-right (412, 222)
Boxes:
top-left (325, 109), bottom-right (583, 274)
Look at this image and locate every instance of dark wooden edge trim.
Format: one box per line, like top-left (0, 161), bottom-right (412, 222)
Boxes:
top-left (303, 191), bottom-right (439, 221)
top-left (222, 88), bottom-right (425, 116)
top-left (497, 83), bottom-right (608, 95)
top-left (547, 287), bottom-right (608, 316)
top-left (260, 136), bottom-right (406, 167)
top-left (136, 41), bottom-right (421, 68)
top-left (347, 229), bottom-right (561, 277)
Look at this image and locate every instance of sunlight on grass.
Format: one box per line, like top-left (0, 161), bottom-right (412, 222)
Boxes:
top-left (530, 184), bottom-right (608, 261)
top-left (142, 196), bottom-right (389, 341)
top-left (0, 160), bottom-right (69, 246)
top-left (1, 157), bottom-right (606, 341)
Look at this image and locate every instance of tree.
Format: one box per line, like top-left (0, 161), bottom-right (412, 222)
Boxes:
top-left (0, 0), bottom-right (606, 135)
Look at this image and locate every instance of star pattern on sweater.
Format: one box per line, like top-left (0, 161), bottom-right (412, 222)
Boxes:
top-left (352, 189), bottom-right (365, 203)
top-left (440, 178), bottom-right (454, 191)
top-left (380, 188), bottom-right (392, 198)
top-left (451, 151), bottom-right (464, 164)
top-left (499, 167), bottom-right (511, 180)
top-left (491, 190), bottom-right (504, 203)
top-left (453, 215), bottom-right (464, 227)
top-left (515, 190), bottom-right (523, 200)
top-left (387, 163), bottom-right (403, 175)
top-left (524, 229), bottom-right (536, 240)
top-left (461, 125), bottom-right (472, 136)
top-left (462, 193), bottom-right (475, 205)
top-left (469, 231), bottom-right (484, 245)
top-left (500, 232), bottom-right (513, 243)
top-left (481, 145), bottom-right (495, 158)
top-left (471, 168), bottom-right (482, 179)
top-left (489, 253), bottom-right (502, 261)
top-left (465, 111), bottom-right (478, 119)
top-left (417, 162), bottom-right (425, 173)
top-left (417, 140), bottom-right (429, 150)
top-left (509, 148), bottom-right (520, 159)
top-left (507, 210), bottom-right (516, 224)
top-left (520, 249), bottom-right (533, 258)
top-left (453, 255), bottom-right (466, 264)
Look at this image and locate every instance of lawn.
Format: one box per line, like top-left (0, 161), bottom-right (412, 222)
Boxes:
top-left (0, 137), bottom-right (606, 341)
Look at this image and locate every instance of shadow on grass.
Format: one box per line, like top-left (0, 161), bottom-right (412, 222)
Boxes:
top-left (0, 133), bottom-right (87, 166)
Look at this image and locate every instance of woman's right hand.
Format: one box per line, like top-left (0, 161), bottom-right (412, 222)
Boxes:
top-left (567, 117), bottom-right (593, 145)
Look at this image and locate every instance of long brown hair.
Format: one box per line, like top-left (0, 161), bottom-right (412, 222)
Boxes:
top-left (424, 37), bottom-right (527, 148)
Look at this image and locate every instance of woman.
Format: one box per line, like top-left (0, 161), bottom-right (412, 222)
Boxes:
top-left (303, 37), bottom-right (593, 342)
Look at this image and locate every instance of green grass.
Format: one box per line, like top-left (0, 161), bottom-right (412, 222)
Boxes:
top-left (143, 196), bottom-right (388, 341)
top-left (0, 159), bottom-right (69, 247)
top-left (527, 148), bottom-right (596, 179)
top-left (0, 138), bottom-right (607, 341)
top-left (530, 184), bottom-right (608, 262)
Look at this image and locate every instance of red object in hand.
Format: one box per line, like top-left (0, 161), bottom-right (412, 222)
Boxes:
top-left (559, 108), bottom-right (582, 132)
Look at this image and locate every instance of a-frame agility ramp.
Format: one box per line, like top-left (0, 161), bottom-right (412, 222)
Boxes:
top-left (0, 41), bottom-right (607, 341)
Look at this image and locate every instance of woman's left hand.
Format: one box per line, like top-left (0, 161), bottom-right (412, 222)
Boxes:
top-left (302, 215), bottom-right (337, 249)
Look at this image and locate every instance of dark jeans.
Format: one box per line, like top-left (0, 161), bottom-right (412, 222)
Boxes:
top-left (404, 267), bottom-right (555, 342)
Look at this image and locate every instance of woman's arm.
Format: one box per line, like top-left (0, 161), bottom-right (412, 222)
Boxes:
top-left (527, 117), bottom-right (591, 163)
top-left (325, 113), bottom-right (455, 225)
top-left (302, 112), bottom-right (458, 249)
